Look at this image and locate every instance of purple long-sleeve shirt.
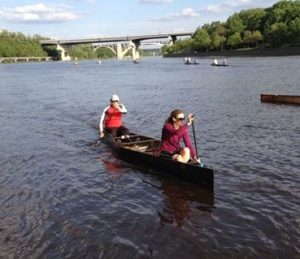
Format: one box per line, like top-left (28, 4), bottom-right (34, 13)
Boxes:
top-left (160, 122), bottom-right (196, 158)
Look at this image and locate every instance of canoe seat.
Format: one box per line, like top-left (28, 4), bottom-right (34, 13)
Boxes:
top-left (124, 145), bottom-right (150, 152)
top-left (121, 140), bottom-right (160, 146)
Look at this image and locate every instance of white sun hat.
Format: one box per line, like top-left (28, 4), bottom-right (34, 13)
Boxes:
top-left (111, 94), bottom-right (120, 102)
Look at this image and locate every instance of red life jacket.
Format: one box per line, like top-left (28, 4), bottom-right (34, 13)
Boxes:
top-left (104, 106), bottom-right (122, 128)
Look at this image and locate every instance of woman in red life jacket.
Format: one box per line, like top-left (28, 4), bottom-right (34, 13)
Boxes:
top-left (160, 109), bottom-right (200, 164)
top-left (99, 94), bottom-right (129, 138)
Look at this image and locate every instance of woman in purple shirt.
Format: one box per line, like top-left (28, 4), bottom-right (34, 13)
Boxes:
top-left (160, 109), bottom-right (200, 163)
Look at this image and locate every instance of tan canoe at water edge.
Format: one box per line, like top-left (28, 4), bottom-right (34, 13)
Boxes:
top-left (260, 94), bottom-right (300, 105)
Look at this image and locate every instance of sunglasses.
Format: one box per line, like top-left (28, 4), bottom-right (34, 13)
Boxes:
top-left (176, 117), bottom-right (185, 121)
top-left (111, 100), bottom-right (119, 103)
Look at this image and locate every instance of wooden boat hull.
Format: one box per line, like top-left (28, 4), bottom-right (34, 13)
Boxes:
top-left (103, 133), bottom-right (214, 192)
top-left (261, 94), bottom-right (300, 105)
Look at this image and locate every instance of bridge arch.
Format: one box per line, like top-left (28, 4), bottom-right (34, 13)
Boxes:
top-left (121, 45), bottom-right (133, 57)
top-left (93, 45), bottom-right (117, 56)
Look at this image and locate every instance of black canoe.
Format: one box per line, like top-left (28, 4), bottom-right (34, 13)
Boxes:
top-left (184, 61), bottom-right (199, 65)
top-left (103, 132), bottom-right (214, 191)
top-left (211, 63), bottom-right (229, 67)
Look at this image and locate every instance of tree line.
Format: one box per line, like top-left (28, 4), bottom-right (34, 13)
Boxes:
top-left (162, 0), bottom-right (300, 55)
top-left (0, 30), bottom-right (47, 57)
top-left (68, 45), bottom-right (115, 59)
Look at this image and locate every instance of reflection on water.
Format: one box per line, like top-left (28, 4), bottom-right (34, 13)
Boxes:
top-left (100, 155), bottom-right (214, 228)
top-left (101, 157), bottom-right (126, 181)
top-left (157, 181), bottom-right (214, 228)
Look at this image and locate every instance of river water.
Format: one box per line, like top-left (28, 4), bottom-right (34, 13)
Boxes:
top-left (0, 57), bottom-right (299, 258)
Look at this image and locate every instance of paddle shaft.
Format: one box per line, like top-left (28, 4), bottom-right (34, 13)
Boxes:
top-left (191, 121), bottom-right (199, 159)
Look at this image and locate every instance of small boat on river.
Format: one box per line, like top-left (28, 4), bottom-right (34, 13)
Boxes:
top-left (103, 132), bottom-right (214, 191)
top-left (184, 57), bottom-right (199, 65)
top-left (260, 94), bottom-right (300, 105)
top-left (184, 60), bottom-right (199, 65)
top-left (211, 58), bottom-right (229, 67)
top-left (211, 63), bottom-right (229, 67)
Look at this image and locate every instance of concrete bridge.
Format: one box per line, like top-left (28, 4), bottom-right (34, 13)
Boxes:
top-left (40, 32), bottom-right (193, 61)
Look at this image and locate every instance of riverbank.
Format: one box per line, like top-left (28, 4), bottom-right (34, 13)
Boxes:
top-left (0, 57), bottom-right (53, 64)
top-left (164, 46), bottom-right (300, 58)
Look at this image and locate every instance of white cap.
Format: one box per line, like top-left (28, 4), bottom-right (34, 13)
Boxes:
top-left (111, 94), bottom-right (119, 102)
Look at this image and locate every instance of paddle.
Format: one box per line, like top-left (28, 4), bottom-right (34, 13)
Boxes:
top-left (95, 137), bottom-right (102, 147)
top-left (191, 118), bottom-right (204, 167)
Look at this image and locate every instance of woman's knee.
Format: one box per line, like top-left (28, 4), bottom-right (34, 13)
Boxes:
top-left (176, 155), bottom-right (183, 162)
top-left (182, 147), bottom-right (190, 156)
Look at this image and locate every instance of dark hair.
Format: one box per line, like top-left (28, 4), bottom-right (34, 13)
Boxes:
top-left (166, 109), bottom-right (184, 123)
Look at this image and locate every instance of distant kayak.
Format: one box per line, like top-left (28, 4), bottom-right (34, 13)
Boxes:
top-left (184, 61), bottom-right (199, 65)
top-left (211, 63), bottom-right (229, 67)
top-left (184, 57), bottom-right (199, 65)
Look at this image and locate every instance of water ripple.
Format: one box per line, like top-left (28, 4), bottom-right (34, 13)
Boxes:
top-left (0, 57), bottom-right (299, 258)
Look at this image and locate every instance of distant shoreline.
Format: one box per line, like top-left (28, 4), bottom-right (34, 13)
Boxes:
top-left (164, 46), bottom-right (300, 58)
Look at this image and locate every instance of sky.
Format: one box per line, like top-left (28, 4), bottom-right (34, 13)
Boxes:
top-left (0, 0), bottom-right (277, 39)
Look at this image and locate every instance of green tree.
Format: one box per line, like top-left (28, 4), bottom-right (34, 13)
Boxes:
top-left (264, 0), bottom-right (300, 45)
top-left (289, 17), bottom-right (300, 44)
top-left (174, 38), bottom-right (194, 53)
top-left (193, 28), bottom-right (211, 51)
top-left (162, 0), bottom-right (300, 55)
top-left (239, 8), bottom-right (266, 32)
top-left (266, 22), bottom-right (289, 46)
top-left (227, 13), bottom-right (245, 35)
top-left (161, 44), bottom-right (175, 55)
top-left (94, 47), bottom-right (116, 58)
top-left (0, 30), bottom-right (46, 57)
top-left (243, 30), bottom-right (264, 47)
top-left (252, 30), bottom-right (264, 46)
top-left (211, 34), bottom-right (226, 50)
top-left (69, 45), bottom-right (95, 59)
top-left (227, 32), bottom-right (242, 48)
top-left (202, 21), bottom-right (226, 35)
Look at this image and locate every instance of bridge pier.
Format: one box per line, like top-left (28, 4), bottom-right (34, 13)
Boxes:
top-left (116, 42), bottom-right (140, 61)
top-left (117, 43), bottom-right (123, 60)
top-left (130, 40), bottom-right (140, 61)
top-left (167, 35), bottom-right (177, 46)
top-left (56, 44), bottom-right (71, 61)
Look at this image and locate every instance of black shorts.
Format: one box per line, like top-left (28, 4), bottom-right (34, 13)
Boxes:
top-left (105, 126), bottom-right (129, 137)
top-left (160, 150), bottom-right (180, 159)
